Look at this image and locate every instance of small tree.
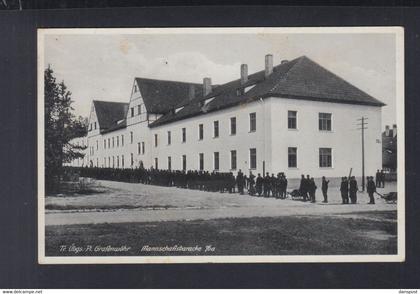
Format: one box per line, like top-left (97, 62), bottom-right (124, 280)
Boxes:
top-left (44, 65), bottom-right (86, 194)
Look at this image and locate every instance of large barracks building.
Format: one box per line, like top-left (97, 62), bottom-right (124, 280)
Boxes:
top-left (68, 55), bottom-right (385, 179)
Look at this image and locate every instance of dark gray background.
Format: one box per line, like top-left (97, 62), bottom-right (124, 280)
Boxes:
top-left (0, 5), bottom-right (419, 289)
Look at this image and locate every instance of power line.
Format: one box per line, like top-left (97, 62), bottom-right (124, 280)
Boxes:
top-left (357, 117), bottom-right (368, 191)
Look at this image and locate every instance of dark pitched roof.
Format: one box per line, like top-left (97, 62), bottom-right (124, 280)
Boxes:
top-left (135, 77), bottom-right (203, 114)
top-left (93, 100), bottom-right (128, 134)
top-left (150, 56), bottom-right (385, 128)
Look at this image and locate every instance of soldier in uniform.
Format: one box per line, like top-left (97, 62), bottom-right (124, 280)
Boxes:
top-left (299, 174), bottom-right (307, 201)
top-left (321, 176), bottom-right (329, 203)
top-left (256, 173), bottom-right (263, 197)
top-left (248, 171), bottom-right (256, 196)
top-left (308, 177), bottom-right (317, 203)
top-left (340, 177), bottom-right (349, 204)
top-left (380, 169), bottom-right (386, 188)
top-left (375, 169), bottom-right (380, 188)
top-left (263, 172), bottom-right (271, 197)
top-left (367, 176), bottom-right (376, 204)
top-left (281, 173), bottom-right (288, 199)
top-left (236, 169), bottom-right (245, 195)
top-left (349, 176), bottom-right (358, 204)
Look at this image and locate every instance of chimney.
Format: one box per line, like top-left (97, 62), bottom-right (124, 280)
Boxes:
top-left (385, 125), bottom-right (390, 136)
top-left (392, 124), bottom-right (397, 137)
top-left (240, 64), bottom-right (248, 85)
top-left (203, 77), bottom-right (212, 96)
top-left (188, 84), bottom-right (196, 100)
top-left (265, 54), bottom-right (273, 78)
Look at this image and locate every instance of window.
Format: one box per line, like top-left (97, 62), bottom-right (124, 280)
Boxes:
top-left (182, 128), bottom-right (186, 143)
top-left (230, 150), bottom-right (237, 170)
top-left (112, 137), bottom-right (115, 148)
top-left (213, 121), bottom-right (219, 138)
top-left (130, 132), bottom-right (133, 144)
top-left (108, 138), bottom-right (110, 149)
top-left (117, 156), bottom-right (119, 168)
top-left (121, 155), bottom-right (124, 168)
top-left (103, 157), bottom-right (106, 167)
top-left (168, 156), bottom-right (172, 170)
top-left (103, 139), bottom-right (106, 149)
top-left (249, 148), bottom-right (257, 169)
top-left (249, 112), bottom-right (256, 132)
top-left (117, 136), bottom-right (119, 147)
top-left (319, 113), bottom-right (332, 131)
top-left (96, 140), bottom-right (98, 150)
top-left (121, 135), bottom-right (124, 146)
top-left (199, 153), bottom-right (204, 170)
top-left (288, 147), bottom-right (297, 168)
top-left (108, 157), bottom-right (110, 167)
top-left (137, 143), bottom-right (141, 154)
top-left (182, 155), bottom-right (187, 171)
top-left (214, 152), bottom-right (219, 171)
top-left (167, 131), bottom-right (171, 145)
top-left (131, 107), bottom-right (134, 117)
top-left (138, 104), bottom-right (142, 115)
top-left (94, 122), bottom-right (97, 130)
top-left (319, 148), bottom-right (332, 167)
top-left (96, 158), bottom-right (98, 167)
top-left (154, 134), bottom-right (158, 147)
top-left (141, 142), bottom-right (145, 154)
top-left (112, 156), bottom-right (115, 168)
top-left (89, 123), bottom-right (92, 131)
top-left (198, 124), bottom-right (204, 140)
top-left (130, 153), bottom-right (134, 167)
top-left (230, 117), bottom-right (236, 135)
top-left (288, 111), bottom-right (297, 129)
top-left (154, 158), bottom-right (158, 169)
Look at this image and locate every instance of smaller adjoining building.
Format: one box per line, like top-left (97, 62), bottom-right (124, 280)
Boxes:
top-left (382, 124), bottom-right (397, 172)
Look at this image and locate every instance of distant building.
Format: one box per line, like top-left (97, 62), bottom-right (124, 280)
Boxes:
top-left (382, 124), bottom-right (397, 172)
top-left (67, 54), bottom-right (385, 179)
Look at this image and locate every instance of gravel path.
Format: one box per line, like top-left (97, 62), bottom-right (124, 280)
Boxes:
top-left (45, 180), bottom-right (397, 226)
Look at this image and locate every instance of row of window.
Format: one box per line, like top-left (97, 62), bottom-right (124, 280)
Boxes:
top-left (150, 147), bottom-right (332, 171)
top-left (288, 111), bottom-right (332, 131)
top-left (153, 111), bottom-right (332, 147)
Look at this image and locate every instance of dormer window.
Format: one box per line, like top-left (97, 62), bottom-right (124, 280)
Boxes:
top-left (130, 107), bottom-right (134, 117)
top-left (134, 84), bottom-right (138, 93)
top-left (204, 97), bottom-right (215, 106)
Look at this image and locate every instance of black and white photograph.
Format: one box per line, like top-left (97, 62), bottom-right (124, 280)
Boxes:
top-left (37, 27), bottom-right (405, 263)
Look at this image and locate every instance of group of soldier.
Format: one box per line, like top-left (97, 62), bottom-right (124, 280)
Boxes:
top-left (375, 169), bottom-right (387, 188)
top-left (339, 175), bottom-right (378, 205)
top-left (75, 166), bottom-right (382, 204)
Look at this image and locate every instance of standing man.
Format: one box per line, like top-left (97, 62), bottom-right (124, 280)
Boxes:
top-left (321, 176), bottom-right (329, 203)
top-left (236, 169), bottom-right (245, 195)
top-left (309, 177), bottom-right (317, 203)
top-left (299, 174), bottom-right (307, 201)
top-left (349, 176), bottom-right (358, 204)
top-left (367, 176), bottom-right (376, 204)
top-left (340, 177), bottom-right (349, 204)
top-left (306, 175), bottom-right (311, 201)
top-left (263, 172), bottom-right (271, 197)
top-left (256, 173), bottom-right (263, 197)
top-left (248, 171), bottom-right (255, 196)
top-left (375, 169), bottom-right (380, 188)
top-left (380, 170), bottom-right (386, 188)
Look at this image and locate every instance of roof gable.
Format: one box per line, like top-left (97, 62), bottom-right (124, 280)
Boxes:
top-left (135, 78), bottom-right (203, 114)
top-left (93, 100), bottom-right (129, 133)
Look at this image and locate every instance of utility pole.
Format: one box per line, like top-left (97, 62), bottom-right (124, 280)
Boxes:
top-left (357, 117), bottom-right (368, 191)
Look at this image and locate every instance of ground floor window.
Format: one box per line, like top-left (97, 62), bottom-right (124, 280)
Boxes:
top-left (182, 155), bottom-right (187, 171)
top-left (214, 152), bottom-right (219, 171)
top-left (249, 148), bottom-right (257, 169)
top-left (288, 147), bottom-right (297, 168)
top-left (154, 158), bottom-right (158, 169)
top-left (131, 153), bottom-right (134, 167)
top-left (319, 148), bottom-right (332, 167)
top-left (122, 155), bottom-right (124, 168)
top-left (230, 150), bottom-right (237, 170)
top-left (168, 156), bottom-right (172, 170)
top-left (199, 153), bottom-right (204, 170)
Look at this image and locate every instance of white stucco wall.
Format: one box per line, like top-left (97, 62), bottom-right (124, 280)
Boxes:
top-left (269, 97), bottom-right (382, 178)
top-left (68, 97), bottom-right (382, 180)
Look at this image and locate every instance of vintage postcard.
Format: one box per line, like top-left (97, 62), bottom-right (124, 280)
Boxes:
top-left (37, 27), bottom-right (405, 264)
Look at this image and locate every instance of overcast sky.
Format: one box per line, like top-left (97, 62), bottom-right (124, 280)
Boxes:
top-left (44, 30), bottom-right (398, 128)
